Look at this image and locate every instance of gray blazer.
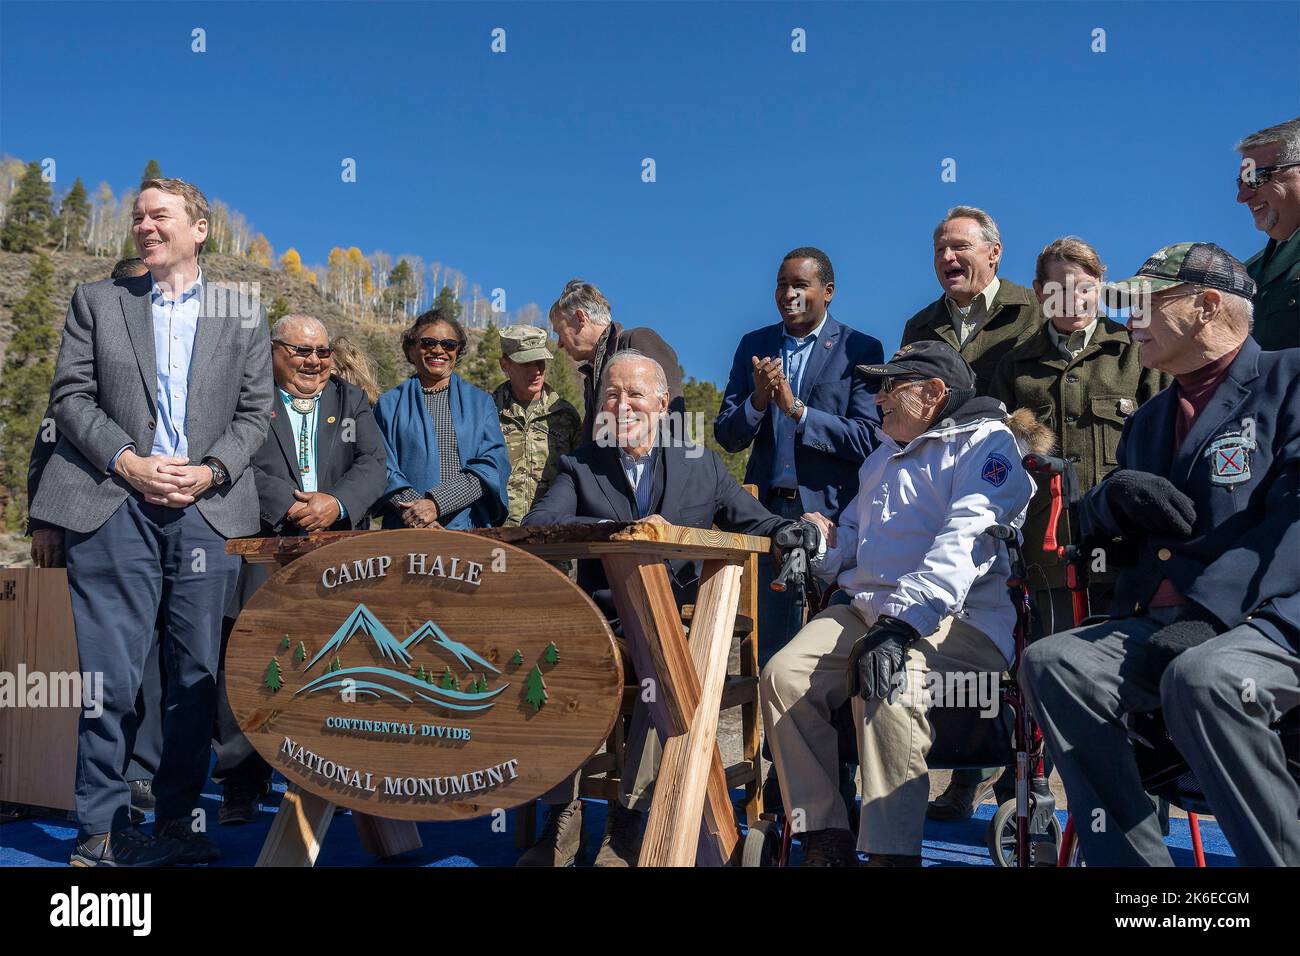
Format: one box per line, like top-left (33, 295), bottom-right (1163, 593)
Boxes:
top-left (30, 273), bottom-right (273, 537)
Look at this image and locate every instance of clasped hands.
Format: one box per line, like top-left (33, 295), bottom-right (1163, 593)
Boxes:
top-left (397, 497), bottom-right (440, 529)
top-left (115, 449), bottom-right (212, 507)
top-left (750, 356), bottom-right (797, 416)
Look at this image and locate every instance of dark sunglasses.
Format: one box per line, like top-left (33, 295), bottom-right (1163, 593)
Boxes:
top-left (879, 375), bottom-right (924, 393)
top-left (417, 337), bottom-right (461, 353)
top-left (274, 339), bottom-right (332, 359)
top-left (1237, 162), bottom-right (1300, 191)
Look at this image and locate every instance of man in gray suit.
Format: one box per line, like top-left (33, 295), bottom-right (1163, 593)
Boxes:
top-left (30, 178), bottom-right (272, 866)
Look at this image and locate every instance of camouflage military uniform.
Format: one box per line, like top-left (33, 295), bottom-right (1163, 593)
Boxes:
top-left (493, 381), bottom-right (582, 526)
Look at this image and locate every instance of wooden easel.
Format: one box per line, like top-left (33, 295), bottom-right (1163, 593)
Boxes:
top-left (231, 521), bottom-right (766, 867)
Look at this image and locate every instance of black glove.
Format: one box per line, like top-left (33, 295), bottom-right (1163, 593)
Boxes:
top-left (846, 616), bottom-right (920, 701)
top-left (770, 519), bottom-right (822, 565)
top-left (1104, 470), bottom-right (1197, 538)
top-left (1133, 604), bottom-right (1222, 686)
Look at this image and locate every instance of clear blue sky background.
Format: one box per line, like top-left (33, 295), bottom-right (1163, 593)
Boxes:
top-left (2, 1), bottom-right (1297, 383)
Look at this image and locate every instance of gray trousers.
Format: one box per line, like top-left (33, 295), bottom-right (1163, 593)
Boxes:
top-left (1021, 612), bottom-right (1300, 866)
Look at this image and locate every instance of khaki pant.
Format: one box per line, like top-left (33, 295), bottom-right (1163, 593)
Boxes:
top-left (761, 604), bottom-right (1006, 855)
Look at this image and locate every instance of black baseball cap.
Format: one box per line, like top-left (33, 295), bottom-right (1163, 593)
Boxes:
top-left (1104, 242), bottom-right (1257, 308)
top-left (856, 340), bottom-right (976, 389)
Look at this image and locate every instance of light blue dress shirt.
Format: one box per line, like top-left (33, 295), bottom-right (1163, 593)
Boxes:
top-left (279, 388), bottom-right (319, 494)
top-left (276, 387), bottom-right (346, 518)
top-left (743, 315), bottom-right (826, 490)
top-left (149, 270), bottom-right (204, 459)
top-left (619, 447), bottom-right (657, 518)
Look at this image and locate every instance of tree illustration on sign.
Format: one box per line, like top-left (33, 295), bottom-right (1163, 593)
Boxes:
top-left (280, 634), bottom-right (290, 650)
top-left (264, 657), bottom-right (284, 692)
top-left (510, 649), bottom-right (523, 666)
top-left (525, 665), bottom-right (547, 711)
top-left (544, 642), bottom-right (560, 666)
top-left (439, 666), bottom-right (454, 690)
top-left (294, 641), bottom-right (307, 664)
top-left (416, 664), bottom-right (427, 682)
top-left (331, 656), bottom-right (342, 673)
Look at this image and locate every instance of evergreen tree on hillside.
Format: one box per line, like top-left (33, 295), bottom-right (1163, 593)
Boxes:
top-left (383, 259), bottom-right (417, 320)
top-left (432, 285), bottom-right (462, 320)
top-left (1, 161), bottom-right (53, 253)
top-left (459, 322), bottom-right (503, 392)
top-left (364, 332), bottom-right (402, 393)
top-left (683, 377), bottom-right (749, 483)
top-left (0, 255), bottom-right (60, 528)
top-left (546, 347), bottom-right (583, 417)
top-left (140, 159), bottom-right (163, 182)
top-left (55, 177), bottom-right (90, 252)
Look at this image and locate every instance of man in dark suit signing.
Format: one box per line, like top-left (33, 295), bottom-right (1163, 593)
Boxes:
top-left (30, 178), bottom-right (273, 866)
top-left (519, 349), bottom-right (794, 868)
top-left (213, 313), bottom-right (388, 823)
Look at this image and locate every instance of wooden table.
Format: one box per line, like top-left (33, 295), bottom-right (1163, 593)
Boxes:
top-left (230, 521), bottom-right (769, 867)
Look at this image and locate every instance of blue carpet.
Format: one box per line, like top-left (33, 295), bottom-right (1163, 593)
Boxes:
top-left (0, 777), bottom-right (1235, 866)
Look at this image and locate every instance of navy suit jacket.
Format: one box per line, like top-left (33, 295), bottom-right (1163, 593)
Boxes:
top-left (714, 314), bottom-right (883, 521)
top-left (1080, 339), bottom-right (1299, 653)
top-left (523, 441), bottom-right (789, 614)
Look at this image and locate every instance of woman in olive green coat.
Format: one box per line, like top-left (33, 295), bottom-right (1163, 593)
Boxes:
top-left (989, 237), bottom-right (1172, 634)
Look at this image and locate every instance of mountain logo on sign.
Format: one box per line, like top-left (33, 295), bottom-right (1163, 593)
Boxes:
top-left (293, 603), bottom-right (507, 711)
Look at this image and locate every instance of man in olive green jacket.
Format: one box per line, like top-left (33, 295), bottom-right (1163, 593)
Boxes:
top-left (493, 326), bottom-right (583, 526)
top-left (900, 205), bottom-right (1043, 394)
top-left (1235, 118), bottom-right (1299, 351)
top-left (990, 319), bottom-right (1171, 631)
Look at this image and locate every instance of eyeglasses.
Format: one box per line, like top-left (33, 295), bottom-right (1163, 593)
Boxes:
top-left (879, 376), bottom-right (924, 393)
top-left (274, 340), bottom-right (332, 359)
top-left (417, 337), bottom-right (461, 353)
top-left (1237, 162), bottom-right (1300, 191)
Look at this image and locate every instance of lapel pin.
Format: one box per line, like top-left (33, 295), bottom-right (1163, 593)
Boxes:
top-left (327, 416), bottom-right (337, 423)
top-left (824, 340), bottom-right (833, 349)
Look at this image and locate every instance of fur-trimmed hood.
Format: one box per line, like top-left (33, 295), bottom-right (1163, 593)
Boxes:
top-left (935, 394), bottom-right (1055, 457)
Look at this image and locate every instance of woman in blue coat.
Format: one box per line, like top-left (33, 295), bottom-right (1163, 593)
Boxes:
top-left (373, 309), bottom-right (510, 529)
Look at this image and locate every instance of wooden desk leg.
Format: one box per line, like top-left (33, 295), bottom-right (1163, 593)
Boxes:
top-left (604, 555), bottom-right (742, 868)
top-left (354, 814), bottom-right (423, 859)
top-left (255, 784), bottom-right (337, 867)
top-left (641, 560), bottom-right (744, 866)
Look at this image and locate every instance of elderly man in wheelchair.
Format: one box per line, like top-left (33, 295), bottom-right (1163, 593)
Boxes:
top-left (1020, 245), bottom-right (1300, 867)
top-left (760, 341), bottom-right (1053, 866)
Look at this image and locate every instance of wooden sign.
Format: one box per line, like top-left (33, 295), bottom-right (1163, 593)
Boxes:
top-left (226, 530), bottom-right (622, 820)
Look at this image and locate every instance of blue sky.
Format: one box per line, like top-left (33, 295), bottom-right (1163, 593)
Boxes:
top-left (2, 0), bottom-right (1297, 383)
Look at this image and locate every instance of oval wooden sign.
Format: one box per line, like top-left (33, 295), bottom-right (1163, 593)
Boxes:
top-left (226, 530), bottom-right (623, 820)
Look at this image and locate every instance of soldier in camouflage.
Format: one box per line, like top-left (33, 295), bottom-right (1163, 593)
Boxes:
top-left (492, 326), bottom-right (582, 526)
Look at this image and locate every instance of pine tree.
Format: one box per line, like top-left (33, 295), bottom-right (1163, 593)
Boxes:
top-left (460, 322), bottom-right (503, 392)
top-left (264, 658), bottom-right (284, 691)
top-left (140, 159), bottom-right (163, 182)
top-left (439, 666), bottom-right (454, 689)
top-left (55, 177), bottom-right (90, 251)
top-left (364, 332), bottom-right (401, 393)
top-left (546, 347), bottom-right (583, 418)
top-left (417, 664), bottom-right (427, 681)
top-left (683, 376), bottom-right (749, 482)
top-left (294, 641), bottom-right (307, 663)
top-left (432, 284), bottom-right (462, 319)
top-left (331, 656), bottom-right (342, 672)
top-left (510, 649), bottom-right (523, 666)
top-left (524, 666), bottom-right (547, 711)
top-left (543, 642), bottom-right (560, 666)
top-left (268, 294), bottom-right (290, 328)
top-left (0, 254), bottom-right (59, 529)
top-left (1, 161), bottom-right (53, 253)
top-left (281, 634), bottom-right (291, 649)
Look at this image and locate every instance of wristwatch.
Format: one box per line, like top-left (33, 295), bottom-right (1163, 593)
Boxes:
top-left (787, 399), bottom-right (806, 421)
top-left (204, 458), bottom-right (229, 487)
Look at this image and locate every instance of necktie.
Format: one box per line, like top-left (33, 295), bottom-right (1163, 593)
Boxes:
top-left (297, 405), bottom-right (314, 475)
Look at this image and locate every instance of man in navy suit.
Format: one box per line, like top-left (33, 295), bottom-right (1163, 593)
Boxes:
top-left (520, 350), bottom-right (793, 868)
top-left (715, 247), bottom-right (883, 666)
top-left (1022, 243), bottom-right (1300, 866)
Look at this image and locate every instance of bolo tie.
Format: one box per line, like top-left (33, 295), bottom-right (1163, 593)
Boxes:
top-left (292, 395), bottom-right (318, 475)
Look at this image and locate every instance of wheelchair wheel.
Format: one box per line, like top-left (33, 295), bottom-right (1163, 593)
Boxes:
top-left (742, 818), bottom-right (781, 867)
top-left (986, 799), bottom-right (1063, 867)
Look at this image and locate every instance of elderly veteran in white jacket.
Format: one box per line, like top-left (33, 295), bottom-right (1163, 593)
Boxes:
top-left (760, 340), bottom-right (1051, 867)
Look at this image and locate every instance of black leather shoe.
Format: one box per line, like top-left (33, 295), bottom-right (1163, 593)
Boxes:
top-left (798, 828), bottom-right (860, 867)
top-left (70, 828), bottom-right (180, 867)
top-left (219, 779), bottom-right (271, 826)
top-left (154, 818), bottom-right (221, 864)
